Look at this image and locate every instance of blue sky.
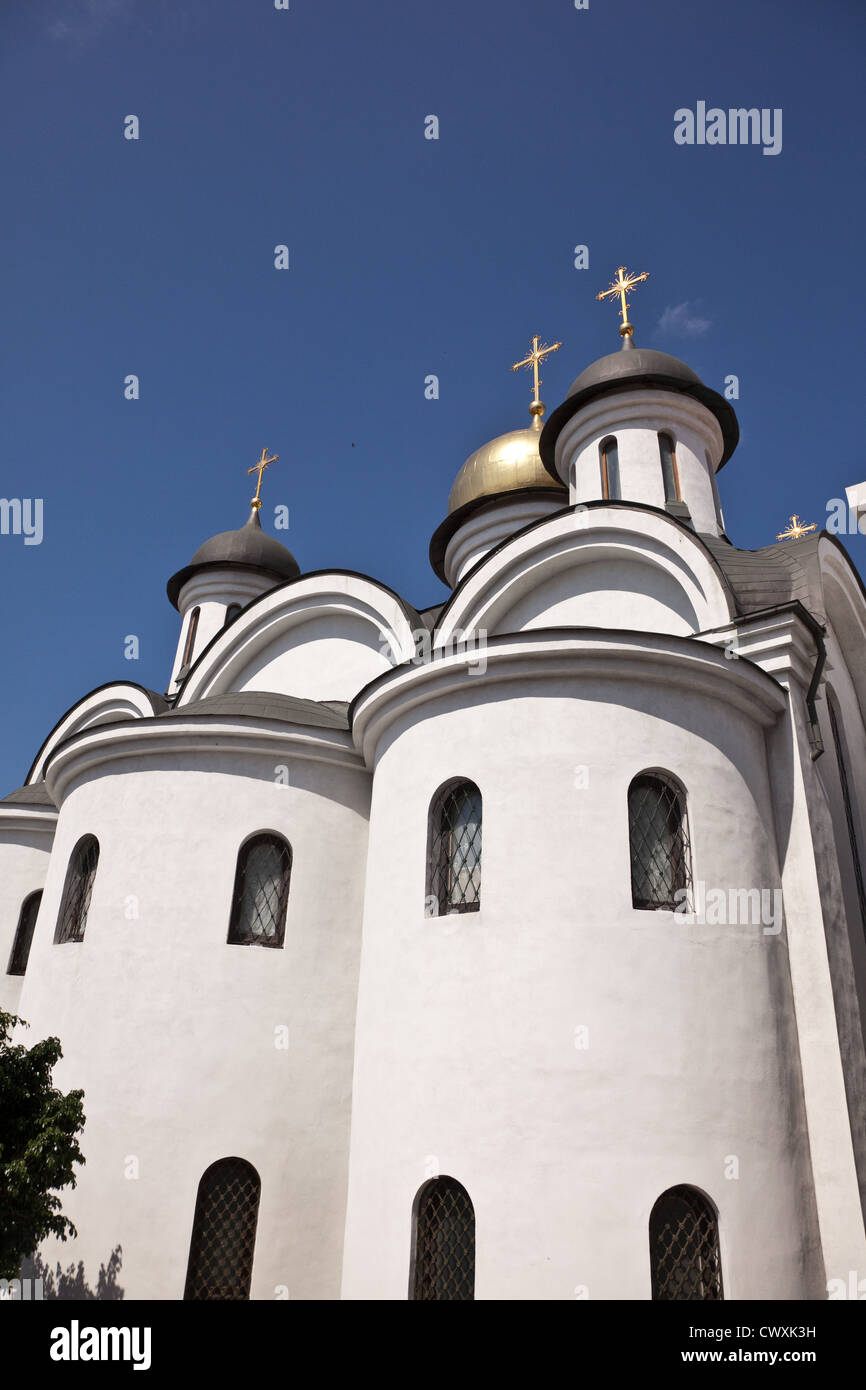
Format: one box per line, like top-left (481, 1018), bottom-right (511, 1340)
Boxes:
top-left (0, 0), bottom-right (864, 792)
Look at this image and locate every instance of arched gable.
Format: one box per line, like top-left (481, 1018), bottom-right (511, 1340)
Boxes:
top-left (435, 507), bottom-right (735, 649)
top-left (176, 572), bottom-right (421, 706)
top-left (27, 683), bottom-right (168, 785)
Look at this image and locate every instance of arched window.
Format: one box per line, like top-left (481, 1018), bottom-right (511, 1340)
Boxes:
top-left (426, 779), bottom-right (482, 915)
top-left (181, 606), bottom-right (200, 669)
top-left (658, 432), bottom-right (681, 503)
top-left (224, 603), bottom-right (242, 628)
top-left (628, 772), bottom-right (691, 911)
top-left (600, 437), bottom-right (620, 500)
top-left (827, 692), bottom-right (866, 936)
top-left (410, 1176), bottom-right (475, 1301)
top-left (227, 833), bottom-right (291, 947)
top-left (54, 836), bottom-right (99, 944)
top-left (649, 1186), bottom-right (723, 1300)
top-left (706, 450), bottom-right (725, 531)
top-left (7, 890), bottom-right (42, 975)
top-left (184, 1157), bottom-right (261, 1301)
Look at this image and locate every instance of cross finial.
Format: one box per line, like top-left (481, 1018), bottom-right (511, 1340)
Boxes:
top-left (596, 265), bottom-right (650, 339)
top-left (776, 514), bottom-right (817, 542)
top-left (247, 447), bottom-right (277, 511)
top-left (511, 335), bottom-right (562, 419)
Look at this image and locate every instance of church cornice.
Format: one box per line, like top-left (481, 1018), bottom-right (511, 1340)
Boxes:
top-left (431, 500), bottom-right (739, 638)
top-left (43, 716), bottom-right (365, 805)
top-left (26, 682), bottom-right (170, 786)
top-left (350, 627), bottom-right (787, 766)
top-left (173, 569), bottom-right (424, 707)
top-left (0, 804), bottom-right (57, 836)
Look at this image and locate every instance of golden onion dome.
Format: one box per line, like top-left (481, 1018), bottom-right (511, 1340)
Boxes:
top-left (447, 410), bottom-right (567, 515)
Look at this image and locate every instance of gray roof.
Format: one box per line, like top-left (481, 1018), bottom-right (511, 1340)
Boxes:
top-left (159, 692), bottom-right (350, 730)
top-left (700, 532), bottom-right (824, 620)
top-left (167, 509), bottom-right (300, 609)
top-left (540, 338), bottom-right (739, 471)
top-left (1, 781), bottom-right (57, 808)
top-left (566, 344), bottom-right (703, 397)
top-left (417, 604), bottom-right (444, 631)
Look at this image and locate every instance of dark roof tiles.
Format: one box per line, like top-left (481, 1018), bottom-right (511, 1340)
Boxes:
top-left (1, 781), bottom-right (57, 807)
top-left (700, 532), bottom-right (824, 619)
top-left (160, 692), bottom-right (350, 730)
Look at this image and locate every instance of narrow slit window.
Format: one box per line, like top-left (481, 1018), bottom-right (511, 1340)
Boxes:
top-left (426, 780), bottom-right (482, 915)
top-left (224, 603), bottom-right (242, 627)
top-left (628, 772), bottom-right (691, 911)
top-left (227, 833), bottom-right (291, 947)
top-left (7, 891), bottom-right (42, 975)
top-left (600, 437), bottom-right (620, 500)
top-left (707, 451), bottom-right (725, 530)
top-left (54, 836), bottom-right (99, 944)
top-left (659, 433), bottom-right (681, 503)
top-left (181, 607), bottom-right (201, 669)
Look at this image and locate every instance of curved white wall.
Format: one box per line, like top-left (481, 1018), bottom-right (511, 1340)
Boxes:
top-left (443, 495), bottom-right (566, 589)
top-left (18, 734), bottom-right (370, 1300)
top-left (493, 551), bottom-right (700, 635)
top-left (555, 390), bottom-right (725, 537)
top-left (177, 575), bottom-right (419, 708)
top-left (169, 570), bottom-right (277, 693)
top-left (234, 613), bottom-right (392, 702)
top-left (343, 656), bottom-right (821, 1299)
top-left (0, 816), bottom-right (55, 1014)
top-left (436, 509), bottom-right (734, 647)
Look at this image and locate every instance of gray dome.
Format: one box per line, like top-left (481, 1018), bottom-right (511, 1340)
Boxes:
top-left (167, 508), bottom-right (300, 609)
top-left (566, 345), bottom-right (703, 398)
top-left (539, 338), bottom-right (739, 474)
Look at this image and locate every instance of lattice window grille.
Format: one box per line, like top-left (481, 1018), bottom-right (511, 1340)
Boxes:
top-left (629, 775), bottom-right (691, 911)
top-left (412, 1178), bottom-right (475, 1301)
top-left (650, 1187), bottom-right (723, 1301)
top-left (8, 891), bottom-right (42, 975)
top-left (427, 782), bottom-right (482, 915)
top-left (228, 835), bottom-right (291, 947)
top-left (184, 1158), bottom-right (261, 1301)
top-left (55, 838), bottom-right (99, 944)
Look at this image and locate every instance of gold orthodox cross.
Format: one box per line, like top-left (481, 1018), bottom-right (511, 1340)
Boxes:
top-left (596, 266), bottom-right (650, 338)
top-left (511, 335), bottom-right (562, 417)
top-left (248, 448), bottom-right (277, 510)
top-left (776, 514), bottom-right (817, 541)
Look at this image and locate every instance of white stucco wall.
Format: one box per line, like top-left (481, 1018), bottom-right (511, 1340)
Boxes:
top-left (170, 570), bottom-right (276, 692)
top-left (493, 554), bottom-right (698, 635)
top-left (234, 613), bottom-right (392, 702)
top-left (436, 509), bottom-right (734, 649)
top-left (343, 652), bottom-right (822, 1299)
top-left (177, 575), bottom-right (418, 709)
top-left (0, 819), bottom-right (55, 1014)
top-left (17, 731), bottom-right (370, 1300)
top-left (811, 631), bottom-right (866, 1220)
top-left (555, 390), bottom-right (725, 537)
top-left (8, 490), bottom-right (866, 1304)
top-left (443, 495), bottom-right (566, 589)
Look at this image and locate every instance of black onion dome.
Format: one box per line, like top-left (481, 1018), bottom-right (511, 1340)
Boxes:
top-left (539, 338), bottom-right (739, 475)
top-left (167, 508), bottom-right (300, 609)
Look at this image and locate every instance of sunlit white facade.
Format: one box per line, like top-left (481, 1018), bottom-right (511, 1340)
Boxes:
top-left (3, 334), bottom-right (865, 1300)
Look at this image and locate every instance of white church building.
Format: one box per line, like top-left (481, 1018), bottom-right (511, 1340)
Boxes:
top-left (3, 296), bottom-right (866, 1300)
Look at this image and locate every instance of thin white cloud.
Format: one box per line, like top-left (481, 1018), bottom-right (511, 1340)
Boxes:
top-left (655, 301), bottom-right (712, 339)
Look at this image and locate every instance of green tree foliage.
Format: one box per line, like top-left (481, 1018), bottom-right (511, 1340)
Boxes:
top-left (0, 1009), bottom-right (85, 1281)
